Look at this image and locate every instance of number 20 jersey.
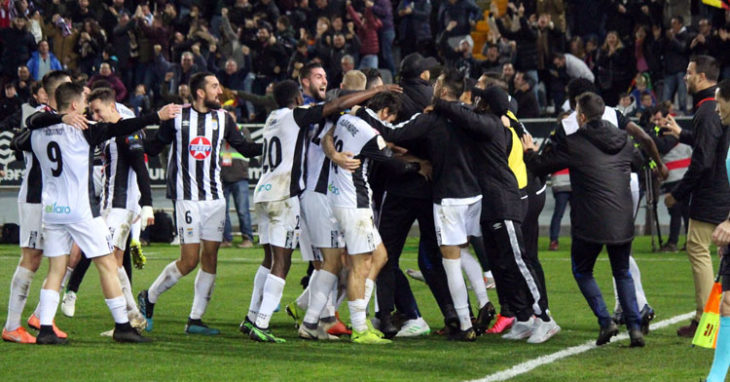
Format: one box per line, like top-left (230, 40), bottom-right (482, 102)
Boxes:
top-left (253, 105), bottom-right (324, 203)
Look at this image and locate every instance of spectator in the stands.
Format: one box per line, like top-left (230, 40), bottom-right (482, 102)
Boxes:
top-left (397, 0), bottom-right (432, 57)
top-left (346, 0), bottom-right (381, 70)
top-left (660, 15), bottom-right (691, 114)
top-left (155, 48), bottom-right (200, 98)
top-left (514, 71), bottom-right (539, 118)
top-left (596, 30), bottom-right (633, 106)
top-left (87, 62), bottom-right (127, 102)
top-left (371, 0), bottom-right (395, 75)
top-left (26, 39), bottom-right (62, 81)
top-left (2, 17), bottom-right (36, 78)
top-left (14, 65), bottom-right (33, 102)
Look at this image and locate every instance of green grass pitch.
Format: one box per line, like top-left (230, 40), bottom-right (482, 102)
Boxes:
top-left (0, 236), bottom-right (722, 381)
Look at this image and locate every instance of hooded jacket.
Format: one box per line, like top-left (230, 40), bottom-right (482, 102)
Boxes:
top-left (525, 119), bottom-right (635, 244)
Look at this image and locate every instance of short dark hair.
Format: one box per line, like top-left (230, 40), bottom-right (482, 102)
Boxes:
top-left (299, 62), bottom-right (323, 83)
top-left (274, 80), bottom-right (301, 107)
top-left (673, 15), bottom-right (684, 24)
top-left (576, 92), bottom-right (605, 122)
top-left (717, 79), bottom-right (730, 101)
top-left (55, 82), bottom-right (84, 112)
top-left (567, 78), bottom-right (598, 109)
top-left (90, 79), bottom-right (113, 91)
top-left (41, 70), bottom-right (71, 95)
top-left (367, 92), bottom-right (401, 116)
top-left (361, 68), bottom-right (382, 88)
top-left (440, 67), bottom-right (465, 99)
top-left (87, 87), bottom-right (116, 105)
top-left (691, 55), bottom-right (720, 83)
top-left (189, 72), bottom-right (215, 100)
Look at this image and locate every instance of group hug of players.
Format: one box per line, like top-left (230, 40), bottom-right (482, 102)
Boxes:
top-left (2, 57), bottom-right (664, 346)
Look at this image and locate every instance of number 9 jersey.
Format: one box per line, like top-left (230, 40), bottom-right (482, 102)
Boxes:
top-left (253, 104), bottom-right (325, 203)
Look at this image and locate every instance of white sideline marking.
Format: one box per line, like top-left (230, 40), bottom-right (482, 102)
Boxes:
top-left (469, 311), bottom-right (695, 382)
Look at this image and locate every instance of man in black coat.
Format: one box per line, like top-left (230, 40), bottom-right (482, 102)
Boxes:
top-left (523, 92), bottom-right (645, 347)
top-left (663, 55), bottom-right (730, 338)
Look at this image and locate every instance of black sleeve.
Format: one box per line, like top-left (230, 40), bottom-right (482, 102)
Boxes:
top-left (433, 99), bottom-right (501, 139)
top-left (144, 118), bottom-right (176, 156)
top-left (293, 104), bottom-right (325, 128)
top-left (84, 112), bottom-right (160, 146)
top-left (25, 111), bottom-right (63, 130)
top-left (679, 128), bottom-right (694, 146)
top-left (223, 113), bottom-right (263, 157)
top-left (359, 135), bottom-right (419, 175)
top-left (523, 143), bottom-right (572, 177)
top-left (118, 133), bottom-right (153, 207)
top-left (10, 128), bottom-right (32, 152)
top-left (672, 112), bottom-right (722, 201)
top-left (355, 108), bottom-right (430, 143)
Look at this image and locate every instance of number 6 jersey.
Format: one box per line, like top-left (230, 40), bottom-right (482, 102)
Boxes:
top-left (253, 104), bottom-right (325, 203)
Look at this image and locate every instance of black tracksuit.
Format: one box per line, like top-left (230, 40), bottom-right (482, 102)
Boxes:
top-left (672, 86), bottom-right (730, 225)
top-left (525, 118), bottom-right (642, 330)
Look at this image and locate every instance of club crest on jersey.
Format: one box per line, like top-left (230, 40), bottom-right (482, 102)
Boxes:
top-left (189, 136), bottom-right (212, 160)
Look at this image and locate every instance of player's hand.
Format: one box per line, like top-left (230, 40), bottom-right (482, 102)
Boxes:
top-left (418, 159), bottom-right (432, 181)
top-left (662, 114), bottom-right (682, 138)
top-left (423, 105), bottom-right (434, 113)
top-left (141, 206), bottom-right (155, 230)
top-left (332, 151), bottom-right (361, 173)
top-left (713, 220), bottom-right (730, 247)
top-left (387, 142), bottom-right (408, 155)
top-left (521, 133), bottom-right (537, 151)
top-left (157, 104), bottom-right (182, 121)
top-left (62, 112), bottom-right (89, 130)
top-left (664, 193), bottom-right (677, 208)
top-left (349, 105), bottom-right (361, 115)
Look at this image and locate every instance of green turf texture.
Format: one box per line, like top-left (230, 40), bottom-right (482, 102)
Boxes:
top-left (0, 236), bottom-right (721, 381)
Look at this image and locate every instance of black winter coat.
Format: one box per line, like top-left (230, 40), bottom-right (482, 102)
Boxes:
top-left (525, 119), bottom-right (635, 244)
top-left (672, 86), bottom-right (730, 224)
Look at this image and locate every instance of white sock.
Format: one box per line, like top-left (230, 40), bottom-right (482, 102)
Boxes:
top-left (105, 296), bottom-right (129, 324)
top-left (348, 299), bottom-right (368, 332)
top-left (461, 248), bottom-right (489, 308)
top-left (61, 267), bottom-right (73, 290)
top-left (364, 279), bottom-right (375, 306)
top-left (321, 277), bottom-right (338, 319)
top-left (303, 270), bottom-right (337, 325)
top-left (39, 289), bottom-right (59, 327)
top-left (297, 269), bottom-right (318, 311)
top-left (5, 265), bottom-right (34, 331)
top-left (190, 270), bottom-right (216, 320)
top-left (255, 274), bottom-right (285, 329)
top-left (628, 255), bottom-right (648, 309)
top-left (117, 267), bottom-right (139, 314)
top-left (148, 261), bottom-right (183, 304)
top-left (443, 258), bottom-right (472, 331)
top-left (247, 265), bottom-right (270, 322)
top-left (33, 279), bottom-right (47, 317)
top-left (131, 219), bottom-right (141, 241)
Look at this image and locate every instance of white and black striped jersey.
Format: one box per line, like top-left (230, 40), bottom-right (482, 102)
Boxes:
top-left (101, 130), bottom-right (152, 211)
top-left (146, 106), bottom-right (262, 201)
top-left (253, 104), bottom-right (325, 203)
top-left (305, 118), bottom-right (335, 195)
top-left (24, 112), bottom-right (159, 224)
top-left (328, 114), bottom-right (391, 209)
top-left (17, 103), bottom-right (51, 204)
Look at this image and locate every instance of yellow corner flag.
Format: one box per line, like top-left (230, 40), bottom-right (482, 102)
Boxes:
top-left (703, 0), bottom-right (730, 9)
top-left (693, 256), bottom-right (727, 349)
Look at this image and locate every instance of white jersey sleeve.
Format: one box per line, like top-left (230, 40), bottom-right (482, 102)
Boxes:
top-left (328, 114), bottom-right (385, 209)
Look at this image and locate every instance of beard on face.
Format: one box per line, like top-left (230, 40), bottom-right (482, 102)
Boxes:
top-left (204, 97), bottom-right (221, 110)
top-left (309, 82), bottom-right (324, 101)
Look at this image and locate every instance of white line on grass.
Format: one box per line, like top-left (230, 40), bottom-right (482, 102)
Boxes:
top-left (469, 311), bottom-right (695, 382)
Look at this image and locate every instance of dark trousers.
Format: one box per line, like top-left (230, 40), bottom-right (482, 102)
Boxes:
top-left (522, 185), bottom-right (550, 319)
top-left (67, 235), bottom-right (132, 293)
top-left (482, 219), bottom-right (536, 321)
top-left (667, 197), bottom-right (690, 245)
top-left (549, 191), bottom-right (571, 241)
top-left (376, 193), bottom-right (453, 321)
top-left (571, 237), bottom-right (641, 329)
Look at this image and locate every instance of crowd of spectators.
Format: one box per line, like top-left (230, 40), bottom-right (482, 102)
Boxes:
top-left (1, 0), bottom-right (730, 122)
